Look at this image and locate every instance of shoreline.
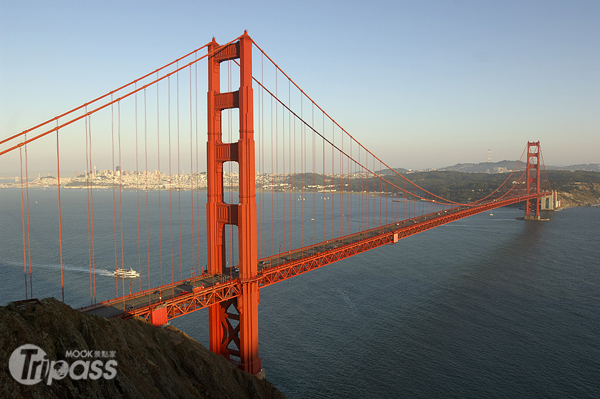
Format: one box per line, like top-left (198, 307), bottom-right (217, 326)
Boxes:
top-left (2, 184), bottom-right (598, 208)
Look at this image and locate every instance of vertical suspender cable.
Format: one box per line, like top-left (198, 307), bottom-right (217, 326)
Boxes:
top-left (373, 156), bottom-right (376, 226)
top-left (178, 66), bottom-right (183, 280)
top-left (89, 114), bottom-right (97, 303)
top-left (348, 142), bottom-right (351, 234)
top-left (157, 72), bottom-right (163, 288)
top-left (357, 149), bottom-right (360, 231)
top-left (379, 160), bottom-right (382, 226)
top-left (301, 96), bottom-right (304, 248)
top-left (261, 53), bottom-right (265, 259)
top-left (111, 97), bottom-right (118, 296)
top-left (168, 75), bottom-right (174, 283)
top-left (195, 57), bottom-right (200, 274)
top-left (256, 70), bottom-right (261, 259)
top-left (135, 84), bottom-right (142, 291)
top-left (144, 88), bottom-right (150, 291)
top-left (275, 69), bottom-right (279, 255)
top-left (270, 95), bottom-right (274, 255)
top-left (56, 122), bottom-right (64, 302)
top-left (189, 61), bottom-right (195, 279)
top-left (24, 134), bottom-right (33, 297)
top-left (331, 119), bottom-right (334, 239)
top-left (341, 127), bottom-right (344, 235)
top-left (322, 113), bottom-right (325, 242)
top-left (293, 103), bottom-right (297, 250)
top-left (256, 58), bottom-right (261, 259)
top-left (280, 71), bottom-right (286, 253)
top-left (86, 115), bottom-right (92, 303)
top-left (288, 80), bottom-right (292, 251)
top-left (118, 102), bottom-right (125, 298)
top-left (312, 103), bottom-right (315, 245)
top-left (20, 149), bottom-right (27, 299)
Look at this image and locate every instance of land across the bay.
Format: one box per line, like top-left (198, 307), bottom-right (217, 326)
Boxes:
top-left (1, 169), bottom-right (598, 208)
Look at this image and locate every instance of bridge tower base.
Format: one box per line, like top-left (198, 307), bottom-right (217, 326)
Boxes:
top-left (206, 32), bottom-right (261, 375)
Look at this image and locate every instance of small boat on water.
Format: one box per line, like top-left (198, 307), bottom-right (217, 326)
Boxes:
top-left (113, 268), bottom-right (140, 278)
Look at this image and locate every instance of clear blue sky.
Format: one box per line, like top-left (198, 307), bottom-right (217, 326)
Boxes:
top-left (1, 0), bottom-right (599, 170)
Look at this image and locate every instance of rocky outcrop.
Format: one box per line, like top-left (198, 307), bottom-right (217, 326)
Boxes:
top-left (0, 298), bottom-right (286, 399)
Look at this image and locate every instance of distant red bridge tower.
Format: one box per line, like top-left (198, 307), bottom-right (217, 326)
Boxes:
top-left (524, 141), bottom-right (542, 220)
top-left (206, 32), bottom-right (261, 376)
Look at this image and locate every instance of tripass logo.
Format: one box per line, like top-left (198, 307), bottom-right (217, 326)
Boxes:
top-left (8, 344), bottom-right (117, 385)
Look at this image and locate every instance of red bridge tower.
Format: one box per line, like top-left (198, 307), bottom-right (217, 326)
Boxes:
top-left (206, 32), bottom-right (261, 376)
top-left (524, 141), bottom-right (541, 220)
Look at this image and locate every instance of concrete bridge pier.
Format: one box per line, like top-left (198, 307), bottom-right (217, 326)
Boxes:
top-left (540, 190), bottom-right (560, 211)
top-left (523, 190), bottom-right (559, 221)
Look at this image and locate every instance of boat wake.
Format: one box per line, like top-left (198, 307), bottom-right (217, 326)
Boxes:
top-left (1, 260), bottom-right (115, 277)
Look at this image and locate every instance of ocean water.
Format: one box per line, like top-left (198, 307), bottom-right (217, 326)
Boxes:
top-left (1, 188), bottom-right (598, 398)
top-left (173, 206), bottom-right (600, 398)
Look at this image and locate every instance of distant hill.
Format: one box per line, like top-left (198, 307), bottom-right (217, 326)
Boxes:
top-left (377, 167), bottom-right (410, 175)
top-left (438, 161), bottom-right (600, 173)
top-left (379, 169), bottom-right (600, 206)
top-left (546, 164), bottom-right (600, 172)
top-left (439, 160), bottom-right (522, 173)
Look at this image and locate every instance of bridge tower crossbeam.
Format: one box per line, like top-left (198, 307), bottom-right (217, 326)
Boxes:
top-left (206, 32), bottom-right (261, 375)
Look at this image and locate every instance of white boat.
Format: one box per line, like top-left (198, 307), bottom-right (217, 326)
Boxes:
top-left (113, 268), bottom-right (140, 278)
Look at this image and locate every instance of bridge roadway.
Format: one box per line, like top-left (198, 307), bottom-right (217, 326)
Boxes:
top-left (81, 194), bottom-right (544, 323)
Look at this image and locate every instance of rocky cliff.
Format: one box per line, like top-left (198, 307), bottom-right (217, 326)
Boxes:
top-left (558, 183), bottom-right (600, 208)
top-left (0, 298), bottom-right (286, 399)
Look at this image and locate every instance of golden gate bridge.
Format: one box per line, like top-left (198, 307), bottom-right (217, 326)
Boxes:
top-left (0, 32), bottom-right (555, 377)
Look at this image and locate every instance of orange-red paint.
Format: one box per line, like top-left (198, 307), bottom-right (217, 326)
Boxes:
top-left (525, 141), bottom-right (541, 219)
top-left (206, 32), bottom-right (261, 375)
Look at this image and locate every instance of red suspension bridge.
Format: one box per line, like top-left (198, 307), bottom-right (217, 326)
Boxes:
top-left (0, 32), bottom-right (555, 377)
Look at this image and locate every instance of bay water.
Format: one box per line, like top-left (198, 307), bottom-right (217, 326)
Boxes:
top-left (1, 187), bottom-right (598, 398)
